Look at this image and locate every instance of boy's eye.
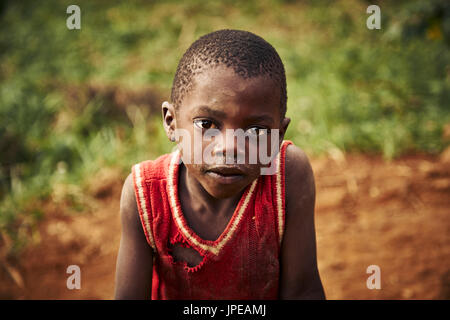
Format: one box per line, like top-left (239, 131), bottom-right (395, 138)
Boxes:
top-left (193, 119), bottom-right (214, 130)
top-left (246, 127), bottom-right (270, 136)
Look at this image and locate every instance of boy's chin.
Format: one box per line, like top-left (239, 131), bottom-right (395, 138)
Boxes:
top-left (202, 182), bottom-right (248, 199)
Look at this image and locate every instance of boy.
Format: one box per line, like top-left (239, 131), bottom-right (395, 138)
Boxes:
top-left (114, 29), bottom-right (325, 299)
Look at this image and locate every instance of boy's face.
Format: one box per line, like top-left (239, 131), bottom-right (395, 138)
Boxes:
top-left (163, 65), bottom-right (290, 199)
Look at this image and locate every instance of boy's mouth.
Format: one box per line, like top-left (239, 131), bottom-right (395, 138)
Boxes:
top-left (205, 166), bottom-right (245, 184)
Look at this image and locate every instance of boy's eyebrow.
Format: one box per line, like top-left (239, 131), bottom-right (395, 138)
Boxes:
top-left (245, 115), bottom-right (274, 125)
top-left (194, 105), bottom-right (275, 125)
top-left (194, 105), bottom-right (227, 118)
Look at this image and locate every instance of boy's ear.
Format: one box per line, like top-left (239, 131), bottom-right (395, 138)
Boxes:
top-left (162, 101), bottom-right (176, 142)
top-left (279, 117), bottom-right (291, 143)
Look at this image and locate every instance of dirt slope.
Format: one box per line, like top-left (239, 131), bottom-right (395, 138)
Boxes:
top-left (1, 153), bottom-right (449, 299)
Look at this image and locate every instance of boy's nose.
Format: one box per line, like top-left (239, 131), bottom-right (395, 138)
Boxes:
top-left (212, 132), bottom-right (245, 163)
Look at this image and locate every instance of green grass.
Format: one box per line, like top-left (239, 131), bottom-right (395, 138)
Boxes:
top-left (1, 0), bottom-right (449, 251)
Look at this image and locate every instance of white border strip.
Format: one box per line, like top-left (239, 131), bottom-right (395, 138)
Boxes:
top-left (134, 163), bottom-right (156, 251)
top-left (276, 144), bottom-right (284, 246)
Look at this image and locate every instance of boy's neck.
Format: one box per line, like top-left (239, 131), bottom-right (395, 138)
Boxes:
top-left (179, 163), bottom-right (244, 217)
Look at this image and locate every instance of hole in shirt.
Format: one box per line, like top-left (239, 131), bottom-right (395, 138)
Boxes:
top-left (168, 242), bottom-right (203, 268)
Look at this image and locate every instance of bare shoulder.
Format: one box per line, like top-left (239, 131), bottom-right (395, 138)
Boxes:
top-left (284, 144), bottom-right (315, 208)
top-left (285, 143), bottom-right (312, 175)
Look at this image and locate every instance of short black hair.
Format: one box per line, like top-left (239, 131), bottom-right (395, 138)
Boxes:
top-left (170, 29), bottom-right (287, 118)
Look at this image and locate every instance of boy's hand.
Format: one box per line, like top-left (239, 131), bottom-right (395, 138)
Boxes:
top-left (114, 174), bottom-right (153, 299)
top-left (279, 144), bottom-right (325, 299)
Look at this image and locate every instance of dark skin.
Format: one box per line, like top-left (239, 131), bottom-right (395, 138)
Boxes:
top-left (114, 65), bottom-right (325, 299)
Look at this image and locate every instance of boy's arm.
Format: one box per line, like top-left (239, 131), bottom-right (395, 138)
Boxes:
top-left (114, 173), bottom-right (153, 299)
top-left (279, 144), bottom-right (326, 299)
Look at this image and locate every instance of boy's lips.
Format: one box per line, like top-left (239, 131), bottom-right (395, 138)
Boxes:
top-left (206, 166), bottom-right (245, 175)
top-left (205, 166), bottom-right (245, 184)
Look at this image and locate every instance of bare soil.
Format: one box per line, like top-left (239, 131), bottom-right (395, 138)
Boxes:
top-left (1, 153), bottom-right (449, 299)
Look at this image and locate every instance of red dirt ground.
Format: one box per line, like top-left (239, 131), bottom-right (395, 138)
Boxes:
top-left (1, 152), bottom-right (449, 300)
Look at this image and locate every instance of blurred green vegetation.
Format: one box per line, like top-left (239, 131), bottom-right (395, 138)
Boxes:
top-left (1, 0), bottom-right (449, 251)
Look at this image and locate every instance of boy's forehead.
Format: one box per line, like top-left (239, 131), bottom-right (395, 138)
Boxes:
top-left (193, 65), bottom-right (276, 96)
top-left (182, 65), bottom-right (280, 117)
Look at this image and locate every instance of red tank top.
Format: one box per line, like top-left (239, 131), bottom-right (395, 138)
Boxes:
top-left (132, 140), bottom-right (292, 299)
